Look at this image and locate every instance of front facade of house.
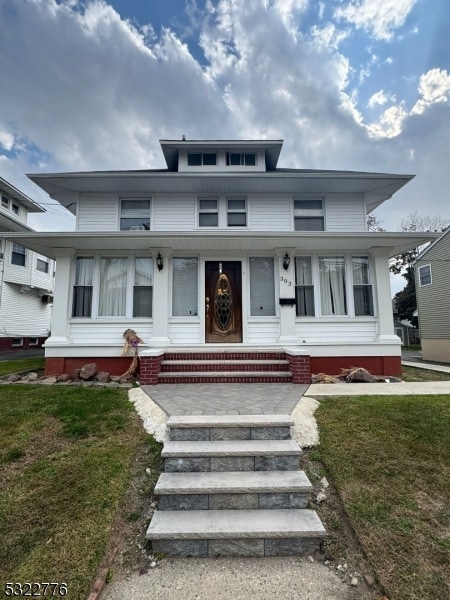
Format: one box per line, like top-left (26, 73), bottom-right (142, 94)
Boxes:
top-left (0, 178), bottom-right (55, 352)
top-left (415, 228), bottom-right (450, 364)
top-left (4, 139), bottom-right (438, 382)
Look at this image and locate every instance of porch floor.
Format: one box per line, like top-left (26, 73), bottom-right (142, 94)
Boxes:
top-left (140, 383), bottom-right (308, 416)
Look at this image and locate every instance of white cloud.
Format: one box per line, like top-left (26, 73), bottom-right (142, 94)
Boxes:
top-left (367, 89), bottom-right (395, 108)
top-left (334, 0), bottom-right (418, 41)
top-left (0, 129), bottom-right (14, 151)
top-left (412, 68), bottom-right (450, 114)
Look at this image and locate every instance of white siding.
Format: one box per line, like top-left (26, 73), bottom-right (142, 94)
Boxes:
top-left (169, 320), bottom-right (202, 344)
top-left (69, 321), bottom-right (154, 344)
top-left (247, 320), bottom-right (280, 344)
top-left (249, 197), bottom-right (291, 231)
top-left (295, 319), bottom-right (377, 343)
top-left (2, 241), bottom-right (54, 290)
top-left (77, 197), bottom-right (117, 231)
top-left (0, 283), bottom-right (52, 337)
top-left (154, 196), bottom-right (196, 230)
top-left (326, 196), bottom-right (366, 231)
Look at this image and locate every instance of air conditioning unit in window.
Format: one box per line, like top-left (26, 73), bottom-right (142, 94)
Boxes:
top-left (130, 226), bottom-right (145, 231)
top-left (0, 252), bottom-right (4, 260)
top-left (41, 294), bottom-right (54, 304)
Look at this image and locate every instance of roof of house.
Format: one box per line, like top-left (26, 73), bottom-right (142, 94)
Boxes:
top-left (0, 177), bottom-right (45, 213)
top-left (414, 226), bottom-right (450, 264)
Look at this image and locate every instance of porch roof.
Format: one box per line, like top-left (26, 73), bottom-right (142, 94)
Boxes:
top-left (1, 230), bottom-right (440, 260)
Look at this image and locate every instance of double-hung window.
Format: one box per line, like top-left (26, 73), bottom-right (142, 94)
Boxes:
top-left (199, 198), bottom-right (218, 227)
top-left (11, 242), bottom-right (26, 267)
top-left (319, 256), bottom-right (347, 315)
top-left (36, 258), bottom-right (49, 273)
top-left (294, 199), bottom-right (324, 231)
top-left (249, 257), bottom-right (275, 316)
top-left (12, 203), bottom-right (19, 216)
top-left (352, 256), bottom-right (374, 316)
top-left (172, 258), bottom-right (198, 316)
top-left (227, 198), bottom-right (246, 226)
top-left (418, 264), bottom-right (432, 286)
top-left (72, 257), bottom-right (93, 317)
top-left (133, 257), bottom-right (153, 317)
top-left (295, 257), bottom-right (315, 316)
top-left (120, 198), bottom-right (150, 230)
top-left (98, 257), bottom-right (127, 316)
top-left (1, 196), bottom-right (9, 208)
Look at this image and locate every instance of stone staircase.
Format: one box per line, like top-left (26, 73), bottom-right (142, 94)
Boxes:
top-left (146, 414), bottom-right (326, 557)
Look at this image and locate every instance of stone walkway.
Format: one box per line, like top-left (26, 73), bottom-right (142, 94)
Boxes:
top-left (141, 383), bottom-right (308, 415)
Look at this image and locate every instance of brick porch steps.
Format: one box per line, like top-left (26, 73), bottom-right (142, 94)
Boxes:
top-left (160, 359), bottom-right (290, 372)
top-left (158, 371), bottom-right (293, 383)
top-left (146, 414), bottom-right (326, 557)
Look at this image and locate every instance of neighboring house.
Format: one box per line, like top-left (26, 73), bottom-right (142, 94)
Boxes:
top-left (392, 298), bottom-right (420, 346)
top-left (415, 227), bottom-right (450, 363)
top-left (0, 177), bottom-right (55, 352)
top-left (3, 139), bottom-right (438, 382)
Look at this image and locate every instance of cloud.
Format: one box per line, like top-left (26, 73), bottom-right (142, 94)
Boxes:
top-left (412, 68), bottom-right (450, 114)
top-left (334, 0), bottom-right (418, 41)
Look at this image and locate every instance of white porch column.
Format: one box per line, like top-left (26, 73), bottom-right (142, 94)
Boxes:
top-left (277, 250), bottom-right (300, 344)
top-left (149, 253), bottom-right (171, 346)
top-left (372, 247), bottom-right (398, 342)
top-left (46, 249), bottom-right (74, 345)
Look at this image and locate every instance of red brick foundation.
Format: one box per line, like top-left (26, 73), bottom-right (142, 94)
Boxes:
top-left (310, 355), bottom-right (402, 377)
top-left (286, 353), bottom-right (311, 384)
top-left (139, 354), bottom-right (164, 385)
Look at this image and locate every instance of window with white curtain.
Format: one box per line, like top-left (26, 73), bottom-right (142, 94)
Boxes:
top-left (352, 256), bottom-right (374, 316)
top-left (133, 257), bottom-right (153, 317)
top-left (72, 257), bottom-right (94, 317)
top-left (295, 256), bottom-right (315, 316)
top-left (319, 256), bottom-right (347, 315)
top-left (98, 257), bottom-right (127, 316)
top-left (172, 258), bottom-right (198, 316)
top-left (250, 257), bottom-right (275, 316)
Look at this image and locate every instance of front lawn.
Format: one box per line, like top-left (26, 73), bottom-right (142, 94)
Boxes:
top-left (314, 394), bottom-right (450, 600)
top-left (0, 385), bottom-right (160, 600)
top-left (0, 356), bottom-right (45, 378)
top-left (401, 365), bottom-right (450, 381)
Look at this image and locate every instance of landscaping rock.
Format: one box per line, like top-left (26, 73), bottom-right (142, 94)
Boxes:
top-left (40, 377), bottom-right (58, 385)
top-left (57, 373), bottom-right (72, 383)
top-left (80, 362), bottom-right (97, 381)
top-left (7, 374), bottom-right (21, 382)
top-left (96, 370), bottom-right (110, 383)
top-left (72, 368), bottom-right (82, 380)
top-left (22, 372), bottom-right (39, 382)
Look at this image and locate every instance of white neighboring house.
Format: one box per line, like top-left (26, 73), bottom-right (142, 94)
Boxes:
top-left (0, 177), bottom-right (55, 352)
top-left (3, 138), bottom-right (438, 382)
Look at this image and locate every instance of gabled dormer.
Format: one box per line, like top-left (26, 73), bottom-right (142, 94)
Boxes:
top-left (160, 139), bottom-right (283, 173)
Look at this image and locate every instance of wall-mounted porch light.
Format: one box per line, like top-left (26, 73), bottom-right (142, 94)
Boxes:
top-left (156, 252), bottom-right (164, 271)
top-left (282, 252), bottom-right (291, 271)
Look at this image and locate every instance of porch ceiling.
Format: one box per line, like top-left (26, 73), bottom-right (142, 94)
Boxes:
top-left (1, 230), bottom-right (440, 260)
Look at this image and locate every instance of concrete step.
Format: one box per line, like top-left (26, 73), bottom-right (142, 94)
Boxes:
top-left (147, 509), bottom-right (326, 557)
top-left (168, 414), bottom-right (293, 442)
top-left (156, 470), bottom-right (312, 510)
top-left (162, 439), bottom-right (301, 472)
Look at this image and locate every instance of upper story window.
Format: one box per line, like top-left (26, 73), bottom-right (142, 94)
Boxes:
top-left (12, 203), bottom-right (20, 216)
top-left (36, 258), bottom-right (49, 273)
top-left (226, 152), bottom-right (256, 166)
top-left (199, 197), bottom-right (219, 227)
top-left (418, 264), bottom-right (432, 286)
top-left (294, 199), bottom-right (324, 231)
top-left (1, 196), bottom-right (9, 209)
top-left (188, 152), bottom-right (217, 166)
top-left (120, 198), bottom-right (150, 231)
top-left (11, 242), bottom-right (26, 267)
top-left (227, 198), bottom-right (247, 226)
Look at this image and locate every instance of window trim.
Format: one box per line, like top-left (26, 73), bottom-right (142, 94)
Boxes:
top-left (351, 256), bottom-right (374, 317)
top-left (226, 197), bottom-right (247, 227)
top-left (29, 338), bottom-right (39, 346)
top-left (198, 197), bottom-right (219, 227)
top-left (12, 338), bottom-right (24, 347)
top-left (293, 197), bottom-right (325, 231)
top-left (226, 152), bottom-right (256, 166)
top-left (119, 197), bottom-right (151, 231)
top-left (188, 152), bottom-right (217, 166)
top-left (11, 242), bottom-right (26, 267)
top-left (294, 256), bottom-right (315, 317)
top-left (418, 264), bottom-right (432, 287)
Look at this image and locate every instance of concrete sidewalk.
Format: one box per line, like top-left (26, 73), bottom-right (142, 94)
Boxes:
top-left (402, 359), bottom-right (450, 374)
top-left (305, 380), bottom-right (450, 396)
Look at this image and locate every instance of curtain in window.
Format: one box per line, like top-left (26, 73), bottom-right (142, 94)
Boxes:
top-left (134, 257), bottom-right (153, 317)
top-left (352, 257), bottom-right (373, 316)
top-left (319, 257), bottom-right (347, 315)
top-left (250, 257), bottom-right (275, 316)
top-left (295, 257), bottom-right (315, 316)
top-left (99, 257), bottom-right (127, 316)
top-left (172, 258), bottom-right (198, 316)
top-left (72, 257), bottom-right (93, 317)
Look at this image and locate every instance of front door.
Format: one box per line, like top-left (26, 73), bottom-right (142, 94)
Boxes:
top-left (205, 261), bottom-right (242, 343)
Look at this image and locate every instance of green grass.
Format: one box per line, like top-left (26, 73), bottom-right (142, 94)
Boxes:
top-left (401, 365), bottom-right (450, 381)
top-left (315, 395), bottom-right (450, 600)
top-left (0, 385), bottom-right (160, 600)
top-left (0, 357), bottom-right (45, 377)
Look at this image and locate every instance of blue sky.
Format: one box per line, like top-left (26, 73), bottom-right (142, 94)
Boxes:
top-left (0, 0), bottom-right (449, 294)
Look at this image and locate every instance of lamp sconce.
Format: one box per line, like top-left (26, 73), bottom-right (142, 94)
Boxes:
top-left (282, 252), bottom-right (291, 271)
top-left (156, 252), bottom-right (164, 271)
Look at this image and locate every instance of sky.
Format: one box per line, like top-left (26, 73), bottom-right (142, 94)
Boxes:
top-left (0, 0), bottom-right (449, 293)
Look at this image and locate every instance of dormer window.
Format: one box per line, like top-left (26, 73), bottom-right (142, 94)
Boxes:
top-left (188, 152), bottom-right (217, 166)
top-left (226, 152), bottom-right (256, 166)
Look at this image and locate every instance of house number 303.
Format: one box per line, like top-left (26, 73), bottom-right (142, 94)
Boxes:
top-left (280, 277), bottom-right (292, 286)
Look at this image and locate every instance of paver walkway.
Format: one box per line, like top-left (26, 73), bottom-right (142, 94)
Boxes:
top-left (141, 383), bottom-right (308, 415)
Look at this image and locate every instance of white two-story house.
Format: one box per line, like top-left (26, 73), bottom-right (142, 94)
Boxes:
top-left (0, 177), bottom-right (55, 352)
top-left (4, 139), bottom-right (437, 382)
